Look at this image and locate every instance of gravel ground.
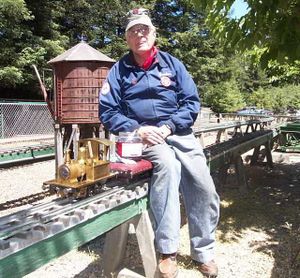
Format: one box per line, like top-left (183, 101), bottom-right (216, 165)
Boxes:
top-left (1, 151), bottom-right (299, 278)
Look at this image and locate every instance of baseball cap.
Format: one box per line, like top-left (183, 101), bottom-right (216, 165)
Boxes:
top-left (125, 8), bottom-right (154, 31)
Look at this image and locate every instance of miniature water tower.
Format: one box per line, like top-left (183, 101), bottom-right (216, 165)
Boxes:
top-left (48, 41), bottom-right (115, 174)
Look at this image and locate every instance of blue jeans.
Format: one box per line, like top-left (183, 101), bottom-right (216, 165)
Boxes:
top-left (142, 131), bottom-right (220, 263)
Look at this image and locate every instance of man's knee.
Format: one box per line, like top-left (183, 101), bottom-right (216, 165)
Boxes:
top-left (155, 156), bottom-right (178, 173)
top-left (144, 144), bottom-right (179, 174)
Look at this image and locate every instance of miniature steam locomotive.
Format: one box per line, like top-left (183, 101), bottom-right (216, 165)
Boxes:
top-left (36, 42), bottom-right (153, 198)
top-left (43, 136), bottom-right (153, 198)
top-left (44, 138), bottom-right (115, 197)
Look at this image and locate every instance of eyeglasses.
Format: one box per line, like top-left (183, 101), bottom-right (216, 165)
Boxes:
top-left (128, 25), bottom-right (150, 36)
top-left (127, 8), bottom-right (149, 17)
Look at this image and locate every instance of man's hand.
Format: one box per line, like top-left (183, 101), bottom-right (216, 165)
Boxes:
top-left (158, 125), bottom-right (172, 139)
top-left (137, 126), bottom-right (165, 145)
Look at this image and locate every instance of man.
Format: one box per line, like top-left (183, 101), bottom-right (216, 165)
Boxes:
top-left (99, 8), bottom-right (220, 278)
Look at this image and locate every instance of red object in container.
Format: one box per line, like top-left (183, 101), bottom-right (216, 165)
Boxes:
top-left (116, 142), bottom-right (143, 160)
top-left (116, 132), bottom-right (143, 160)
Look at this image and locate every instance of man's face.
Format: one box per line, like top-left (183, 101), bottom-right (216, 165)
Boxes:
top-left (126, 24), bottom-right (156, 54)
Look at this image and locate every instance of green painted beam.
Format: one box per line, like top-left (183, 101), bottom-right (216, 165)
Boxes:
top-left (0, 147), bottom-right (54, 165)
top-left (279, 145), bottom-right (300, 152)
top-left (0, 101), bottom-right (47, 105)
top-left (279, 121), bottom-right (300, 132)
top-left (278, 121), bottom-right (300, 152)
top-left (0, 197), bottom-right (148, 278)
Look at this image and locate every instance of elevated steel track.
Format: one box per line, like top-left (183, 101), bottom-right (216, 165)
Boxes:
top-left (0, 143), bottom-right (55, 166)
top-left (0, 124), bottom-right (278, 277)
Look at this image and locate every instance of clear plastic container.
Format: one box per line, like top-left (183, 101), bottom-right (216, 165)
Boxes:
top-left (116, 132), bottom-right (143, 160)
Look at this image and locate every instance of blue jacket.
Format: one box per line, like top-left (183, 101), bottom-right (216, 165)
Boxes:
top-left (99, 50), bottom-right (200, 135)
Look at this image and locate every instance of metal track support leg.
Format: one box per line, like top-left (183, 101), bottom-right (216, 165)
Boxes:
top-left (218, 164), bottom-right (229, 190)
top-left (103, 210), bottom-right (158, 278)
top-left (264, 140), bottom-right (273, 168)
top-left (132, 211), bottom-right (158, 278)
top-left (250, 146), bottom-right (261, 166)
top-left (54, 123), bottom-right (63, 179)
top-left (103, 221), bottom-right (130, 277)
top-left (234, 155), bottom-right (248, 194)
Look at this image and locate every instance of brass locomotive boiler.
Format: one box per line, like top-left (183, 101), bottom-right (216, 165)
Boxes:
top-left (44, 138), bottom-right (115, 196)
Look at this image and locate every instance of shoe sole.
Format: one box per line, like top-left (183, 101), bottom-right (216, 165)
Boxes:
top-left (160, 269), bottom-right (179, 278)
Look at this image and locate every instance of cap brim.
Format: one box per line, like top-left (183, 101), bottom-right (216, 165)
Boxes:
top-left (126, 16), bottom-right (154, 31)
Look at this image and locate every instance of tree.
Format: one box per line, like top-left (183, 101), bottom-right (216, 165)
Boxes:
top-left (245, 88), bottom-right (276, 110)
top-left (193, 0), bottom-right (300, 65)
top-left (150, 0), bottom-right (235, 104)
top-left (58, 0), bottom-right (154, 59)
top-left (0, 0), bottom-right (32, 88)
top-left (266, 60), bottom-right (300, 86)
top-left (0, 0), bottom-right (68, 99)
top-left (205, 80), bottom-right (245, 113)
top-left (245, 85), bottom-right (300, 113)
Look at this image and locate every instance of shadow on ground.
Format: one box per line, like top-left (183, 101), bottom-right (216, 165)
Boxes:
top-left (216, 159), bottom-right (300, 278)
top-left (74, 237), bottom-right (106, 278)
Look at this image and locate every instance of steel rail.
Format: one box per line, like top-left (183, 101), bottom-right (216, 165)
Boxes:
top-left (0, 143), bottom-right (55, 166)
top-left (193, 118), bottom-right (273, 134)
top-left (0, 186), bottom-right (123, 240)
top-left (0, 189), bottom-right (53, 211)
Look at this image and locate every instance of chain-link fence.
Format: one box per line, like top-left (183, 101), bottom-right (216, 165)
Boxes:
top-left (0, 101), bottom-right (53, 139)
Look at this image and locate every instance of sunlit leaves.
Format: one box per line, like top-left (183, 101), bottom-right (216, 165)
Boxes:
top-left (193, 0), bottom-right (300, 64)
top-left (205, 80), bottom-right (246, 112)
top-left (0, 67), bottom-right (23, 87)
top-left (246, 85), bottom-right (300, 113)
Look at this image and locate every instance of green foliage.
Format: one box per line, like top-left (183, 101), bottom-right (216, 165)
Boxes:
top-left (193, 0), bottom-right (300, 65)
top-left (0, 0), bottom-right (31, 88)
top-left (266, 60), bottom-right (300, 86)
top-left (0, 0), bottom-right (32, 64)
top-left (58, 0), bottom-right (150, 59)
top-left (0, 67), bottom-right (23, 87)
top-left (225, 53), bottom-right (269, 93)
top-left (245, 88), bottom-right (276, 110)
top-left (0, 0), bottom-right (32, 26)
top-left (150, 0), bottom-right (239, 106)
top-left (41, 39), bottom-right (67, 60)
top-left (246, 85), bottom-right (300, 113)
top-left (205, 80), bottom-right (245, 112)
top-left (0, 0), bottom-right (68, 98)
top-left (245, 46), bottom-right (300, 86)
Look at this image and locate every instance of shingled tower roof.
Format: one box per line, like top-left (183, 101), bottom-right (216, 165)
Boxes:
top-left (48, 41), bottom-right (115, 64)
